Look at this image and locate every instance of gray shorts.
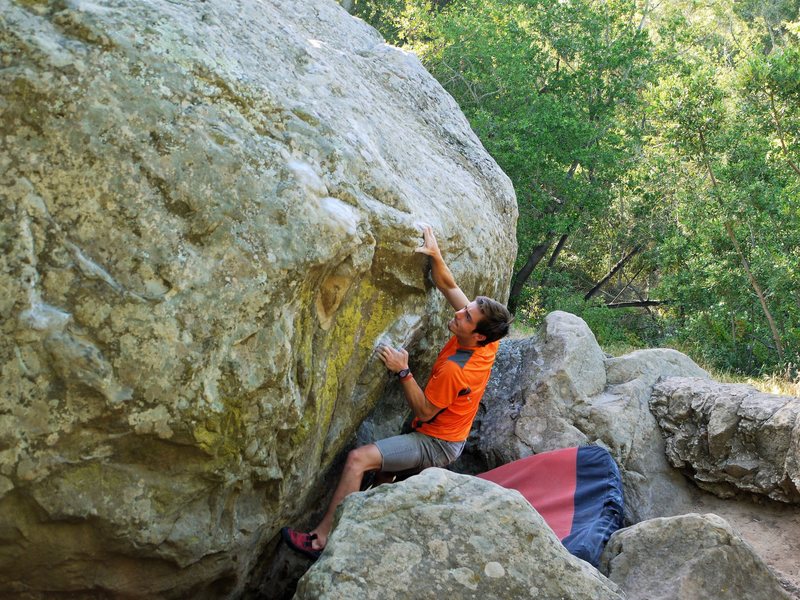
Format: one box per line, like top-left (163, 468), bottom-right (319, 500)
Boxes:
top-left (374, 432), bottom-right (465, 472)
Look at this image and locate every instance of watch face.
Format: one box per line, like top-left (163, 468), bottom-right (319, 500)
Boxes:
top-left (398, 368), bottom-right (410, 378)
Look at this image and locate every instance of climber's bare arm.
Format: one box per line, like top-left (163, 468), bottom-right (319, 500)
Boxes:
top-left (415, 225), bottom-right (469, 311)
top-left (377, 345), bottom-right (439, 420)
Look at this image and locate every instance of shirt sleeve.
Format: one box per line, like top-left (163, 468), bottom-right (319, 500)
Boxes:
top-left (424, 361), bottom-right (467, 409)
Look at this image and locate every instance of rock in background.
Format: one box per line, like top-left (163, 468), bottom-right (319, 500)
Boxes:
top-left (0, 0), bottom-right (516, 596)
top-left (600, 513), bottom-right (792, 600)
top-left (296, 468), bottom-right (624, 600)
top-left (455, 311), bottom-right (800, 595)
top-left (651, 377), bottom-right (800, 503)
top-left (455, 310), bottom-right (709, 522)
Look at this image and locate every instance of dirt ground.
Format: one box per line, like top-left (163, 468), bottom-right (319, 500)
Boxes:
top-left (674, 486), bottom-right (800, 599)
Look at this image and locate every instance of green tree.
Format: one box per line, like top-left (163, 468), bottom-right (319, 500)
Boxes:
top-left (355, 0), bottom-right (800, 374)
top-left (357, 0), bottom-right (654, 310)
top-left (644, 14), bottom-right (800, 369)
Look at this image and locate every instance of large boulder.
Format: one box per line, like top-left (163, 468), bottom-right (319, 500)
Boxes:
top-left (456, 311), bottom-right (708, 522)
top-left (600, 513), bottom-right (792, 600)
top-left (295, 468), bottom-right (624, 600)
top-left (0, 0), bottom-right (516, 596)
top-left (650, 377), bottom-right (800, 503)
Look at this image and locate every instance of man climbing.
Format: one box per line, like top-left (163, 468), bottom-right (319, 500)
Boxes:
top-left (282, 225), bottom-right (512, 559)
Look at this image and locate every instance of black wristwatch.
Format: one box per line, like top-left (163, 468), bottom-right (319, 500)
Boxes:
top-left (396, 368), bottom-right (411, 379)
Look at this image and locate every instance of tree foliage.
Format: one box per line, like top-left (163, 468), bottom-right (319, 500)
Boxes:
top-left (353, 0), bottom-right (800, 375)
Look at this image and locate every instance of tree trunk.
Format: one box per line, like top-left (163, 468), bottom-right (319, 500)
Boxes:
top-left (698, 131), bottom-right (785, 362)
top-left (769, 90), bottom-right (800, 177)
top-left (724, 222), bottom-right (785, 361)
top-left (630, 282), bottom-right (661, 326)
top-left (584, 244), bottom-right (642, 301)
top-left (546, 234), bottom-right (569, 269)
top-left (508, 234), bottom-right (555, 312)
top-left (540, 233), bottom-right (569, 285)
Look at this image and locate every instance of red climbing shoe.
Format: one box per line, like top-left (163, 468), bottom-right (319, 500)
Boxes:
top-left (281, 527), bottom-right (322, 560)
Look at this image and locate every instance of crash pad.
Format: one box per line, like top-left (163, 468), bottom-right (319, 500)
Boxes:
top-left (478, 445), bottom-right (624, 566)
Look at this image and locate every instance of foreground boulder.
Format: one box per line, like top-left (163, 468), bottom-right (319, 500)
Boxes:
top-left (296, 468), bottom-right (623, 600)
top-left (0, 0), bottom-right (516, 596)
top-left (600, 513), bottom-right (792, 600)
top-left (457, 311), bottom-right (708, 522)
top-left (651, 377), bottom-right (800, 503)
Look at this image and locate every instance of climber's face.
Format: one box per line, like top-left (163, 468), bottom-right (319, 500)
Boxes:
top-left (448, 301), bottom-right (486, 346)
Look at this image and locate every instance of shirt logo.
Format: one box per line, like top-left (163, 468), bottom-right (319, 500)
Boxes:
top-left (447, 349), bottom-right (474, 369)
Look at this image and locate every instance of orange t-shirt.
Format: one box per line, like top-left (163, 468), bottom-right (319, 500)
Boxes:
top-left (414, 337), bottom-right (500, 442)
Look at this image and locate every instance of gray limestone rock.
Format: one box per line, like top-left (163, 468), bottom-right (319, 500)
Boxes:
top-left (464, 311), bottom-right (607, 468)
top-left (456, 311), bottom-right (708, 523)
top-left (0, 0), bottom-right (516, 596)
top-left (599, 349), bottom-right (709, 522)
top-left (454, 313), bottom-right (800, 596)
top-left (651, 377), bottom-right (800, 503)
top-left (295, 468), bottom-right (624, 600)
top-left (600, 513), bottom-right (792, 600)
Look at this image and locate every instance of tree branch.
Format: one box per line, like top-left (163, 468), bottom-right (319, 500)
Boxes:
top-left (698, 131), bottom-right (785, 362)
top-left (606, 300), bottom-right (666, 308)
top-left (584, 244), bottom-right (643, 301)
top-left (769, 89), bottom-right (800, 177)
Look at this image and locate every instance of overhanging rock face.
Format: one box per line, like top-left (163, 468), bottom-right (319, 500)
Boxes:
top-left (0, 0), bottom-right (517, 596)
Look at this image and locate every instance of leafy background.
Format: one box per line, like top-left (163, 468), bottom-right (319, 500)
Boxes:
top-left (350, 0), bottom-right (800, 388)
